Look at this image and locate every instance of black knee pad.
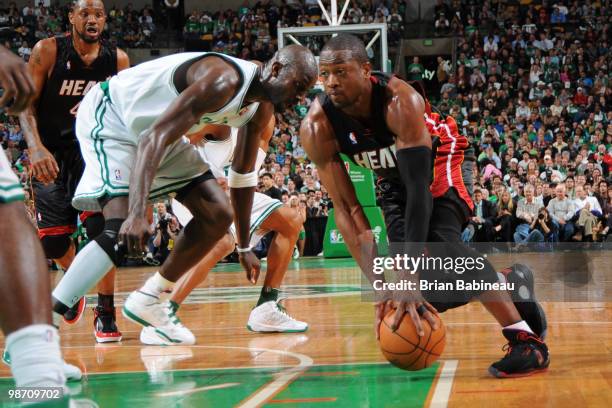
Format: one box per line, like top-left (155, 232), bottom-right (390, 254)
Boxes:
top-left (41, 234), bottom-right (72, 259)
top-left (93, 219), bottom-right (126, 266)
top-left (83, 213), bottom-right (105, 239)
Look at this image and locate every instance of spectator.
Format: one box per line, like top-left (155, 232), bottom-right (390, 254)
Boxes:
top-left (261, 172), bottom-right (282, 200)
top-left (463, 189), bottom-right (497, 242)
top-left (493, 188), bottom-right (516, 242)
top-left (406, 56), bottom-right (425, 81)
top-left (573, 185), bottom-right (603, 241)
top-left (546, 183), bottom-right (575, 241)
top-left (514, 184), bottom-right (541, 242)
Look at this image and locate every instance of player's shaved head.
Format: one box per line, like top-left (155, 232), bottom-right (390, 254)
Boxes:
top-left (274, 44), bottom-right (318, 84)
top-left (320, 34), bottom-right (369, 64)
top-left (260, 44), bottom-right (318, 110)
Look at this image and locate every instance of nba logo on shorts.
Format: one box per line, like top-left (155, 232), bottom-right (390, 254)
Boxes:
top-left (349, 132), bottom-right (358, 144)
top-left (115, 169), bottom-right (121, 180)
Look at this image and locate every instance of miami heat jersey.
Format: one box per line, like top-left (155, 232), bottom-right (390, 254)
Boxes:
top-left (36, 35), bottom-right (117, 150)
top-left (320, 73), bottom-right (473, 210)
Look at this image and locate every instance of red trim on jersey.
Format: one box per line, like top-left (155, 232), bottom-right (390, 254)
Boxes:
top-left (424, 112), bottom-right (474, 210)
top-left (79, 211), bottom-right (98, 223)
top-left (38, 225), bottom-right (76, 239)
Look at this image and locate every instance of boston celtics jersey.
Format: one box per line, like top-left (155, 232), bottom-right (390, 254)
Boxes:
top-left (199, 128), bottom-right (267, 178)
top-left (106, 52), bottom-right (260, 139)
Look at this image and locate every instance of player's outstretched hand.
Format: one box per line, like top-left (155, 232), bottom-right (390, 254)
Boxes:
top-left (119, 216), bottom-right (151, 256)
top-left (29, 145), bottom-right (59, 184)
top-left (239, 250), bottom-right (261, 284)
top-left (0, 46), bottom-right (34, 114)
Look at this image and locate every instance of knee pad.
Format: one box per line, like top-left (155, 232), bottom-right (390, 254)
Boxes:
top-left (41, 234), bottom-right (72, 260)
top-left (93, 219), bottom-right (126, 266)
top-left (83, 213), bottom-right (105, 239)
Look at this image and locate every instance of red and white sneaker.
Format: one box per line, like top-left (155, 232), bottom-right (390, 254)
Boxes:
top-left (93, 306), bottom-right (122, 343)
top-left (63, 297), bottom-right (86, 325)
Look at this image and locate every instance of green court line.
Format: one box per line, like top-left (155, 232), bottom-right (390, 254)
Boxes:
top-left (212, 257), bottom-right (357, 273)
top-left (0, 363), bottom-right (436, 407)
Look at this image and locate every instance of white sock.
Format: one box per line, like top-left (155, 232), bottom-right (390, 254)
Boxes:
top-left (504, 320), bottom-right (534, 334)
top-left (140, 272), bottom-right (175, 298)
top-left (6, 325), bottom-right (66, 388)
top-left (52, 241), bottom-right (113, 307)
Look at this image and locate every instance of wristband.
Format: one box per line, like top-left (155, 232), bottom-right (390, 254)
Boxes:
top-left (228, 169), bottom-right (258, 188)
top-left (236, 246), bottom-right (252, 253)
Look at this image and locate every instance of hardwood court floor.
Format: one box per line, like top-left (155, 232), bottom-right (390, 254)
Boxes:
top-left (0, 254), bottom-right (610, 407)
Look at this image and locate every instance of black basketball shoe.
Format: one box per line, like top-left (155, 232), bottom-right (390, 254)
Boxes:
top-left (499, 264), bottom-right (548, 340)
top-left (63, 296), bottom-right (86, 325)
top-left (489, 329), bottom-right (550, 378)
top-left (94, 306), bottom-right (122, 343)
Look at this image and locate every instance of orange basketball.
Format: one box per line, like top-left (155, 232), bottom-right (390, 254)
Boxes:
top-left (379, 309), bottom-right (446, 371)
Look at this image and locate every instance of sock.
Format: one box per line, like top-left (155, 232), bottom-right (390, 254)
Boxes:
top-left (257, 287), bottom-right (279, 306)
top-left (168, 300), bottom-right (180, 314)
top-left (98, 293), bottom-right (114, 310)
top-left (140, 272), bottom-right (174, 298)
top-left (52, 311), bottom-right (62, 328)
top-left (504, 320), bottom-right (534, 334)
top-left (52, 241), bottom-right (113, 308)
top-left (6, 325), bottom-right (65, 388)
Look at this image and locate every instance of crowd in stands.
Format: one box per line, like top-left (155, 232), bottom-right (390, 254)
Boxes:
top-left (183, 0), bottom-right (406, 57)
top-left (430, 0), bottom-right (611, 244)
top-left (1, 0), bottom-right (610, 256)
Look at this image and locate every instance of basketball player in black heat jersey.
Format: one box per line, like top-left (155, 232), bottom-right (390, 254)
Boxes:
top-left (301, 35), bottom-right (549, 378)
top-left (19, 0), bottom-right (130, 342)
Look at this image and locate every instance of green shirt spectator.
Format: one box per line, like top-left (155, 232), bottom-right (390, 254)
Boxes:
top-left (406, 56), bottom-right (425, 81)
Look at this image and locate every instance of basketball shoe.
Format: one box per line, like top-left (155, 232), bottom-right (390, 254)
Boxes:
top-left (93, 306), bottom-right (122, 343)
top-left (139, 301), bottom-right (195, 345)
top-left (247, 300), bottom-right (308, 333)
top-left (63, 297), bottom-right (86, 325)
top-left (123, 293), bottom-right (195, 344)
top-left (2, 349), bottom-right (82, 382)
top-left (489, 329), bottom-right (550, 378)
top-left (499, 263), bottom-right (548, 339)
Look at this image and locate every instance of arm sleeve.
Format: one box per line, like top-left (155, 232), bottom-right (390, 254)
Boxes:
top-left (395, 146), bottom-right (433, 245)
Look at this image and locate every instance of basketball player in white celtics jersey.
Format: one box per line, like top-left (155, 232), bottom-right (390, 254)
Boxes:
top-left (0, 45), bottom-right (74, 403)
top-left (141, 118), bottom-right (306, 345)
top-left (50, 46), bottom-right (318, 344)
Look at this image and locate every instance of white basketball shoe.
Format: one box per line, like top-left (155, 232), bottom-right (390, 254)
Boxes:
top-left (247, 300), bottom-right (308, 333)
top-left (123, 292), bottom-right (195, 345)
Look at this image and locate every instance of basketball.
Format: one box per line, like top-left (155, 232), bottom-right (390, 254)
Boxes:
top-left (379, 309), bottom-right (446, 371)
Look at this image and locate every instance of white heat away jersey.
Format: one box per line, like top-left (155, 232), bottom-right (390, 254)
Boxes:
top-left (199, 127), bottom-right (266, 178)
top-left (107, 52), bottom-right (260, 138)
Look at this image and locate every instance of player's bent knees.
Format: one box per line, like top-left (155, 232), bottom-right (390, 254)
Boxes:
top-left (209, 205), bottom-right (234, 230)
top-left (268, 207), bottom-right (301, 239)
top-left (93, 219), bottom-right (126, 267)
top-left (41, 234), bottom-right (72, 260)
top-left (83, 213), bottom-right (105, 239)
top-left (190, 204), bottom-right (233, 238)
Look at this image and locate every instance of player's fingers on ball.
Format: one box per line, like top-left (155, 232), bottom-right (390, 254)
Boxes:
top-left (424, 301), bottom-right (438, 315)
top-left (423, 310), bottom-right (438, 330)
top-left (391, 302), bottom-right (406, 331)
top-left (409, 306), bottom-right (425, 336)
top-left (374, 318), bottom-right (382, 340)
